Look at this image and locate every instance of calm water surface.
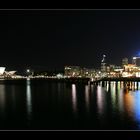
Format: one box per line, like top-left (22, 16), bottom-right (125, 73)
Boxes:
top-left (0, 80), bottom-right (140, 130)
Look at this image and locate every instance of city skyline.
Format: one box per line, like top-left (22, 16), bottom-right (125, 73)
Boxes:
top-left (1, 10), bottom-right (140, 71)
top-left (2, 9), bottom-right (140, 131)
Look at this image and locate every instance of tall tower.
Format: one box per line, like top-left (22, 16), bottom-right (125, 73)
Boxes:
top-left (101, 55), bottom-right (106, 72)
top-left (132, 57), bottom-right (137, 65)
top-left (132, 57), bottom-right (140, 66)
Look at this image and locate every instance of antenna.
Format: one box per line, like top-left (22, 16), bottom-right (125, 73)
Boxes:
top-left (101, 54), bottom-right (106, 63)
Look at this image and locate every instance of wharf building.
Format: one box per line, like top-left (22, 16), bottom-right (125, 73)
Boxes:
top-left (64, 66), bottom-right (96, 78)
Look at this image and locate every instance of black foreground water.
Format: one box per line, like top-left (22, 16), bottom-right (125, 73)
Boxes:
top-left (0, 79), bottom-right (140, 130)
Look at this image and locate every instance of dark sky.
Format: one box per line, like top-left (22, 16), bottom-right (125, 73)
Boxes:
top-left (1, 10), bottom-right (140, 71)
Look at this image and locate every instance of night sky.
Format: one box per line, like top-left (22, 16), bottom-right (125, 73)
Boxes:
top-left (1, 10), bottom-right (140, 71)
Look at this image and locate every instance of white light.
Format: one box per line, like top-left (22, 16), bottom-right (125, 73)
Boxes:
top-left (27, 69), bottom-right (30, 73)
top-left (0, 67), bottom-right (6, 75)
top-left (72, 84), bottom-right (77, 113)
top-left (26, 80), bottom-right (32, 120)
top-left (85, 85), bottom-right (90, 112)
top-left (97, 86), bottom-right (103, 115)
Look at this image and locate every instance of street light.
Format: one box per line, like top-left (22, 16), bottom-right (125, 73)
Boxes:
top-left (27, 69), bottom-right (30, 73)
top-left (26, 69), bottom-right (31, 77)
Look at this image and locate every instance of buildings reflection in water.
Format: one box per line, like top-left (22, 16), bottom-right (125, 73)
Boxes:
top-left (85, 85), bottom-right (90, 114)
top-left (0, 85), bottom-right (5, 118)
top-left (11, 85), bottom-right (16, 112)
top-left (123, 88), bottom-right (134, 119)
top-left (71, 84), bottom-right (77, 117)
top-left (99, 81), bottom-right (140, 127)
top-left (26, 79), bottom-right (32, 121)
top-left (111, 82), bottom-right (116, 109)
top-left (134, 90), bottom-right (140, 128)
top-left (118, 84), bottom-right (124, 114)
top-left (97, 85), bottom-right (104, 116)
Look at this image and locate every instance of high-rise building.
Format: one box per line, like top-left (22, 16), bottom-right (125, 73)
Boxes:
top-left (122, 58), bottom-right (128, 66)
top-left (101, 55), bottom-right (106, 72)
top-left (101, 63), bottom-right (106, 72)
top-left (64, 66), bottom-right (81, 77)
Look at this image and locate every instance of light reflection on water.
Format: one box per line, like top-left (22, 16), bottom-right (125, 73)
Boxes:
top-left (85, 85), bottom-right (90, 114)
top-left (118, 87), bottom-right (124, 115)
top-left (111, 82), bottom-right (116, 110)
top-left (94, 81), bottom-right (140, 129)
top-left (72, 84), bottom-right (77, 116)
top-left (134, 90), bottom-right (140, 128)
top-left (123, 89), bottom-right (134, 118)
top-left (0, 85), bottom-right (5, 118)
top-left (97, 85), bottom-right (104, 116)
top-left (26, 79), bottom-right (32, 122)
top-left (1, 80), bottom-right (140, 129)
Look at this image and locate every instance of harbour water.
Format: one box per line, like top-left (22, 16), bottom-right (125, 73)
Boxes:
top-left (0, 79), bottom-right (140, 130)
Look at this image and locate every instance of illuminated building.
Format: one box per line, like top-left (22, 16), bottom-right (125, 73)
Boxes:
top-left (56, 73), bottom-right (63, 78)
top-left (124, 64), bottom-right (137, 72)
top-left (109, 65), bottom-right (115, 72)
top-left (0, 67), bottom-right (6, 75)
top-left (64, 66), bottom-right (96, 77)
top-left (86, 68), bottom-right (96, 77)
top-left (122, 64), bottom-right (140, 77)
top-left (106, 66), bottom-right (110, 72)
top-left (122, 58), bottom-right (128, 67)
top-left (81, 68), bottom-right (96, 77)
top-left (64, 66), bottom-right (81, 77)
top-left (101, 55), bottom-right (106, 72)
top-left (64, 54), bottom-right (140, 78)
top-left (132, 56), bottom-right (140, 66)
top-left (0, 67), bottom-right (17, 78)
top-left (4, 71), bottom-right (16, 76)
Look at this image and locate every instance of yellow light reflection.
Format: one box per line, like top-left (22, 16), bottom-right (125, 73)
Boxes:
top-left (123, 89), bottom-right (134, 118)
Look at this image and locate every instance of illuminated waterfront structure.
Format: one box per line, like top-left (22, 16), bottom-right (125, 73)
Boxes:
top-left (4, 71), bottom-right (16, 77)
top-left (64, 66), bottom-right (81, 77)
top-left (64, 66), bottom-right (96, 78)
top-left (0, 67), bottom-right (17, 78)
top-left (122, 64), bottom-right (140, 77)
top-left (0, 67), bottom-right (6, 75)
